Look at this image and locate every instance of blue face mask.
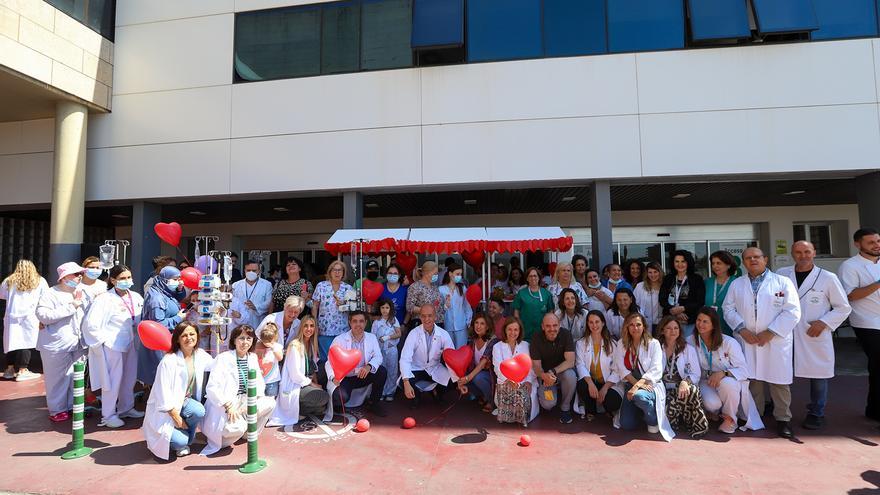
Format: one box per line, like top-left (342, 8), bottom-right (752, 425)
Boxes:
top-left (453, 275), bottom-right (462, 284)
top-left (166, 280), bottom-right (181, 290)
top-left (64, 279), bottom-right (79, 289)
top-left (386, 274), bottom-right (399, 284)
top-left (431, 274), bottom-right (439, 283)
top-left (116, 279), bottom-right (133, 291)
top-left (85, 268), bottom-right (102, 279)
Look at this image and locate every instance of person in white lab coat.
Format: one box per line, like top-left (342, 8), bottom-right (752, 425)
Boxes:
top-left (555, 288), bottom-right (587, 341)
top-left (82, 265), bottom-right (145, 428)
top-left (633, 262), bottom-right (664, 335)
top-left (230, 260), bottom-right (273, 330)
top-left (723, 247), bottom-right (801, 438)
top-left (777, 241), bottom-right (851, 430)
top-left (400, 304), bottom-right (454, 408)
top-left (79, 256), bottom-right (108, 301)
top-left (612, 313), bottom-right (675, 441)
top-left (201, 325), bottom-right (276, 456)
top-left (267, 316), bottom-right (329, 426)
top-left (0, 259), bottom-right (48, 381)
top-left (323, 311), bottom-right (388, 417)
top-left (35, 262), bottom-right (88, 422)
top-left (583, 269), bottom-right (614, 312)
top-left (656, 315), bottom-right (708, 438)
top-left (256, 295), bottom-right (304, 348)
top-left (574, 310), bottom-right (622, 419)
top-left (693, 307), bottom-right (764, 434)
top-left (142, 322), bottom-right (213, 459)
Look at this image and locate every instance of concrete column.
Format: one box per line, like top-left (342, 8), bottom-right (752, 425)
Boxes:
top-left (343, 191), bottom-right (364, 229)
top-left (131, 202), bottom-right (161, 287)
top-left (590, 181), bottom-right (613, 270)
top-left (49, 101), bottom-right (88, 271)
top-left (856, 171), bottom-right (880, 230)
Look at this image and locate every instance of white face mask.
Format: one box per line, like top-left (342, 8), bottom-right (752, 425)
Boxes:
top-left (588, 282), bottom-right (602, 289)
top-left (246, 271), bottom-right (259, 282)
top-left (609, 278), bottom-right (621, 284)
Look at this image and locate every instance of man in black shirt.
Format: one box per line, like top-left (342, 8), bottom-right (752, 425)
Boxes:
top-left (530, 313), bottom-right (577, 424)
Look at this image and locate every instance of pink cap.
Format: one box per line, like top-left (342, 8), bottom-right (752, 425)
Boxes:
top-left (56, 262), bottom-right (85, 282)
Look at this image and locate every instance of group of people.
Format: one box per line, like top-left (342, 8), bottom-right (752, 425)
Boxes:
top-left (1, 227), bottom-right (878, 460)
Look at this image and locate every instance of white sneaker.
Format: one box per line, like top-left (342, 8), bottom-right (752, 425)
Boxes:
top-left (99, 416), bottom-right (125, 428)
top-left (15, 370), bottom-right (41, 382)
top-left (646, 424), bottom-right (660, 434)
top-left (119, 408), bottom-right (145, 419)
top-left (175, 446), bottom-right (191, 457)
top-left (2, 369), bottom-right (14, 380)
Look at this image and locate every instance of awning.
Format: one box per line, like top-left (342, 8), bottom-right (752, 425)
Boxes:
top-left (485, 227), bottom-right (573, 253)
top-left (324, 228), bottom-right (410, 256)
top-left (399, 227), bottom-right (487, 254)
top-left (325, 227), bottom-right (574, 255)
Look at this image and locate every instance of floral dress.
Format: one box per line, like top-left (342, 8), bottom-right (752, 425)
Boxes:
top-left (312, 281), bottom-right (352, 337)
top-left (272, 278), bottom-right (313, 313)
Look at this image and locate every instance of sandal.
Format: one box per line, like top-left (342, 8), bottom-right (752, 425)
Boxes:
top-left (481, 402), bottom-right (494, 413)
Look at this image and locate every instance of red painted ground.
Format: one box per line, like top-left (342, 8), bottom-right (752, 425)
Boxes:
top-left (0, 376), bottom-right (878, 495)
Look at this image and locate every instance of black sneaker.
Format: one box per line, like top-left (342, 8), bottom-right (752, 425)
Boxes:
top-left (559, 410), bottom-right (573, 424)
top-left (777, 420), bottom-right (794, 439)
top-left (802, 414), bottom-right (824, 430)
top-left (369, 402), bottom-right (388, 417)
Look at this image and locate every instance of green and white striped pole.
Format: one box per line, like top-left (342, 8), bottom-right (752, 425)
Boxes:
top-left (61, 360), bottom-right (93, 460)
top-left (238, 368), bottom-right (267, 474)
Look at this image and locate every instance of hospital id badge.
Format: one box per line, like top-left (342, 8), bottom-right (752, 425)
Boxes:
top-left (544, 389), bottom-right (555, 402)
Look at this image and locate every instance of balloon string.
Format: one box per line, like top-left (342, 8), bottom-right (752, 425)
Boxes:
top-left (174, 246), bottom-right (192, 266)
top-left (337, 386), bottom-right (345, 419)
top-left (424, 391), bottom-right (462, 425)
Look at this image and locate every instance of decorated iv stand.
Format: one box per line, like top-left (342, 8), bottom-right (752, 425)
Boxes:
top-left (196, 247), bottom-right (233, 357)
top-left (98, 240), bottom-right (130, 270)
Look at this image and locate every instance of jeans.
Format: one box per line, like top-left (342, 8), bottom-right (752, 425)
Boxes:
top-left (264, 381), bottom-right (280, 398)
top-left (317, 335), bottom-right (335, 361)
top-left (537, 368), bottom-right (577, 412)
top-left (619, 383), bottom-right (658, 429)
top-left (469, 369), bottom-right (493, 404)
top-left (169, 398), bottom-right (206, 451)
top-left (806, 378), bottom-right (828, 418)
top-left (448, 329), bottom-right (467, 349)
top-left (681, 324), bottom-right (695, 340)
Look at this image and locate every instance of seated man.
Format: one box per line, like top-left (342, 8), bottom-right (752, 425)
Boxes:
top-left (531, 312), bottom-right (577, 423)
top-left (400, 304), bottom-right (454, 408)
top-left (327, 311), bottom-right (387, 417)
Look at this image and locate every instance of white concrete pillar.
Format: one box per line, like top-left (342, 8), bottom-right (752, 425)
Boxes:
top-left (49, 101), bottom-right (88, 271)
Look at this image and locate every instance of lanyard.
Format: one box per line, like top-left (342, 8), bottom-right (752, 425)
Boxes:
top-left (245, 281), bottom-right (257, 302)
top-left (796, 268), bottom-right (823, 300)
top-left (625, 347), bottom-right (641, 373)
top-left (698, 336), bottom-right (713, 374)
top-left (118, 291), bottom-right (135, 319)
top-left (528, 288), bottom-right (543, 302)
top-left (712, 277), bottom-right (731, 307)
top-left (563, 313), bottom-right (577, 331)
top-left (673, 277), bottom-right (687, 306)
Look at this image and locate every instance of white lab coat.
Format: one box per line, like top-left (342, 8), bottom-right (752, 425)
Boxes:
top-left (256, 311), bottom-right (301, 347)
top-left (555, 310), bottom-right (588, 341)
top-left (142, 349), bottom-right (213, 460)
top-left (438, 285), bottom-right (473, 332)
top-left (660, 343), bottom-right (702, 386)
top-left (584, 286), bottom-right (613, 312)
top-left (694, 334), bottom-right (764, 431)
top-left (633, 282), bottom-right (661, 327)
top-left (777, 266), bottom-right (851, 379)
top-left (79, 280), bottom-right (108, 301)
top-left (269, 343), bottom-right (329, 426)
top-left (322, 330), bottom-right (384, 421)
top-left (399, 324), bottom-right (454, 386)
top-left (201, 351), bottom-right (274, 456)
top-left (611, 339), bottom-right (675, 442)
top-left (492, 340), bottom-right (540, 422)
top-left (722, 270), bottom-right (801, 385)
top-left (230, 278), bottom-right (273, 329)
top-left (574, 335), bottom-right (619, 383)
top-left (82, 289), bottom-right (144, 394)
top-left (0, 278), bottom-right (48, 352)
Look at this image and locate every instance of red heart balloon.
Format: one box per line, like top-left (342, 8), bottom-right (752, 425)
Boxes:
top-left (154, 222), bottom-right (182, 247)
top-left (395, 252), bottom-right (417, 278)
top-left (362, 279), bottom-right (384, 306)
top-left (465, 284), bottom-right (482, 309)
top-left (180, 267), bottom-right (204, 290)
top-left (500, 353), bottom-right (532, 384)
top-left (461, 250), bottom-right (485, 270)
top-left (137, 320), bottom-right (172, 352)
top-left (547, 262), bottom-right (558, 278)
top-left (258, 355), bottom-right (274, 377)
top-left (328, 346), bottom-right (362, 380)
top-left (442, 345), bottom-right (474, 379)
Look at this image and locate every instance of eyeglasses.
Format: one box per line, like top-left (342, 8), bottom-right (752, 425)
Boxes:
top-left (330, 268), bottom-right (344, 273)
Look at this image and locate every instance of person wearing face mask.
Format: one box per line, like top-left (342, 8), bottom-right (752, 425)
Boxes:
top-left (381, 263), bottom-right (409, 327)
top-left (405, 261), bottom-right (444, 332)
top-left (583, 269), bottom-right (614, 312)
top-left (82, 265), bottom-right (145, 428)
top-left (354, 259), bottom-right (385, 293)
top-left (439, 263), bottom-right (472, 348)
top-left (79, 256), bottom-right (108, 301)
top-left (138, 266), bottom-right (188, 387)
top-left (603, 264), bottom-right (633, 295)
top-left (230, 260), bottom-right (273, 329)
top-left (35, 262), bottom-right (88, 422)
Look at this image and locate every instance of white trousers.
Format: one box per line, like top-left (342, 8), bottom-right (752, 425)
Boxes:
top-left (98, 346), bottom-right (138, 420)
top-left (699, 377), bottom-right (740, 420)
top-left (219, 394), bottom-right (275, 450)
top-left (41, 349), bottom-right (84, 415)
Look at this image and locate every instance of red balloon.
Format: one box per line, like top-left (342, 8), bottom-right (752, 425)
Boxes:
top-left (355, 418), bottom-right (370, 432)
top-left (362, 279), bottom-right (384, 306)
top-left (137, 320), bottom-right (172, 352)
top-left (547, 262), bottom-right (558, 277)
top-left (402, 417), bottom-right (416, 429)
top-left (328, 346), bottom-right (362, 380)
top-left (442, 345), bottom-right (474, 379)
top-left (154, 222), bottom-right (182, 247)
top-left (500, 353), bottom-right (532, 384)
top-left (395, 252), bottom-right (417, 278)
top-left (519, 434), bottom-right (531, 447)
top-left (180, 267), bottom-right (203, 290)
top-left (461, 251), bottom-right (485, 270)
top-left (465, 284), bottom-right (482, 309)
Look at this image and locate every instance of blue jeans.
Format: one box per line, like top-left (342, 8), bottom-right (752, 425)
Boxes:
top-left (265, 381), bottom-right (280, 398)
top-left (318, 335), bottom-right (335, 361)
top-left (681, 324), bottom-right (695, 340)
top-left (169, 398), bottom-right (205, 451)
top-left (470, 370), bottom-right (493, 404)
top-left (808, 378), bottom-right (828, 418)
top-left (619, 383), bottom-right (658, 429)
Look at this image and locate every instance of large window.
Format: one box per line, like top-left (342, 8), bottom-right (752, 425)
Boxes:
top-left (44, 0), bottom-right (115, 41)
top-left (793, 222), bottom-right (834, 257)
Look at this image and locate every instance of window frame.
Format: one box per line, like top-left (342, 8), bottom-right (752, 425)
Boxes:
top-left (792, 222), bottom-right (834, 258)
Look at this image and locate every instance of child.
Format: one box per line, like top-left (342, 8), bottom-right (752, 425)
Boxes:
top-left (255, 323), bottom-right (284, 397)
top-left (372, 299), bottom-right (401, 401)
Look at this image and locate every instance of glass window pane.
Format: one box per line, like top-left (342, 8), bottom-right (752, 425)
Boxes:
top-left (543, 0), bottom-right (606, 57)
top-left (809, 225), bottom-right (832, 255)
top-left (608, 0), bottom-right (686, 53)
top-left (751, 0), bottom-right (818, 35)
top-left (412, 0), bottom-right (464, 48)
top-left (793, 224), bottom-right (806, 242)
top-left (235, 7), bottom-right (321, 82)
top-left (620, 243), bottom-right (662, 265)
top-left (810, 0), bottom-right (878, 40)
top-left (86, 0), bottom-right (115, 40)
top-left (664, 242), bottom-right (709, 277)
top-left (46, 0), bottom-right (86, 19)
top-left (362, 0), bottom-right (413, 70)
top-left (322, 2), bottom-right (361, 74)
top-left (687, 0), bottom-right (750, 41)
top-left (467, 0), bottom-right (543, 62)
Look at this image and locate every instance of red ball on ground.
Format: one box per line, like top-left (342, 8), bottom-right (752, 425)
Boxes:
top-left (519, 434), bottom-right (531, 447)
top-left (402, 417), bottom-right (416, 429)
top-left (355, 418), bottom-right (370, 432)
